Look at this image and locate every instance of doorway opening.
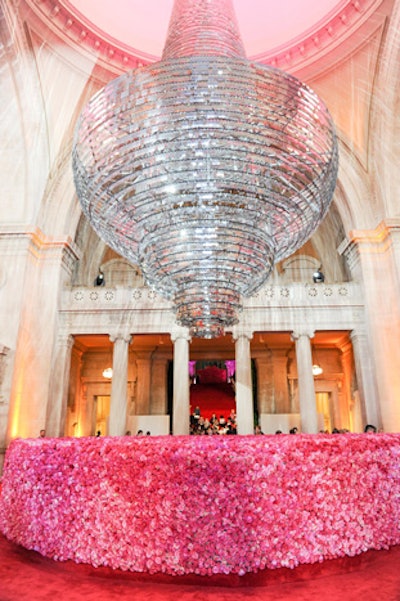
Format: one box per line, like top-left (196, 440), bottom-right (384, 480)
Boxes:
top-left (95, 395), bottom-right (110, 436)
top-left (315, 391), bottom-right (333, 433)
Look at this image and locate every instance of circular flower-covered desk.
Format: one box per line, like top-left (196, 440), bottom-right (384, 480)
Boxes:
top-left (1, 434), bottom-right (400, 576)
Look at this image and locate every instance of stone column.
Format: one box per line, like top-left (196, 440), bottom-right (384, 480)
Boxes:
top-left (108, 333), bottom-right (132, 436)
top-left (350, 329), bottom-right (381, 429)
top-left (46, 332), bottom-right (75, 437)
top-left (385, 218), bottom-right (400, 295)
top-left (171, 327), bottom-right (191, 435)
top-left (0, 345), bottom-right (11, 473)
top-left (0, 345), bottom-right (10, 403)
top-left (291, 330), bottom-right (318, 433)
top-left (233, 328), bottom-right (254, 435)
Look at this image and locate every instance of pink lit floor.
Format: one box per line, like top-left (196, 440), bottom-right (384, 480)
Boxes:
top-left (1, 534), bottom-right (400, 601)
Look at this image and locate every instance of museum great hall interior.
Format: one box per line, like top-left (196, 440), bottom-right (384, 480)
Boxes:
top-left (0, 0), bottom-right (400, 468)
top-left (1, 2), bottom-right (400, 599)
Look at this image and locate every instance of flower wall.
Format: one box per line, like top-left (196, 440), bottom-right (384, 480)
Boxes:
top-left (1, 434), bottom-right (400, 576)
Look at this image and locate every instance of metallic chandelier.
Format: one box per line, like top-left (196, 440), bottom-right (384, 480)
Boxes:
top-left (72, 0), bottom-right (338, 338)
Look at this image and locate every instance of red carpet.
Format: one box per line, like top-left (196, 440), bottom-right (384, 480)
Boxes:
top-left (1, 533), bottom-right (400, 601)
top-left (190, 382), bottom-right (236, 418)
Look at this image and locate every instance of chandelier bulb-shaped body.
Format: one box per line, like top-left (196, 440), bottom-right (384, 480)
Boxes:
top-left (73, 0), bottom-right (338, 338)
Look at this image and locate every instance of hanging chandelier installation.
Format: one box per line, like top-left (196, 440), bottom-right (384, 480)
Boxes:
top-left (72, 0), bottom-right (338, 338)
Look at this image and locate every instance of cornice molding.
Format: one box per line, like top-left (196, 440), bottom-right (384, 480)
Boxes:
top-left (257, 0), bottom-right (388, 77)
top-left (0, 225), bottom-right (80, 261)
top-left (339, 219), bottom-right (400, 264)
top-left (23, 0), bottom-right (153, 75)
top-left (18, 0), bottom-right (391, 77)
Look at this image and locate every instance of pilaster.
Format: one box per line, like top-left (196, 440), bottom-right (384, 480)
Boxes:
top-left (46, 332), bottom-right (74, 437)
top-left (350, 329), bottom-right (381, 430)
top-left (5, 231), bottom-right (80, 441)
top-left (341, 223), bottom-right (400, 431)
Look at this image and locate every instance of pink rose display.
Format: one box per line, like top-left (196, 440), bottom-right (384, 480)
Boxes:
top-left (0, 434), bottom-right (399, 576)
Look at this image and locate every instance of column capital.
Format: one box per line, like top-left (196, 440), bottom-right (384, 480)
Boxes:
top-left (337, 223), bottom-right (397, 280)
top-left (57, 332), bottom-right (75, 349)
top-left (291, 329), bottom-right (315, 341)
top-left (109, 332), bottom-right (132, 344)
top-left (349, 328), bottom-right (367, 343)
top-left (339, 221), bottom-right (395, 258)
top-left (170, 326), bottom-right (191, 343)
top-left (337, 237), bottom-right (361, 278)
top-left (383, 217), bottom-right (400, 234)
top-left (231, 327), bottom-right (253, 342)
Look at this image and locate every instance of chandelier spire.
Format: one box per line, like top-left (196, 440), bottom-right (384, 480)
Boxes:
top-left (162, 0), bottom-right (246, 59)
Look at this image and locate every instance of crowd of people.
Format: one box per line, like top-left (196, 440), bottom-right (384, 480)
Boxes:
top-left (38, 422), bottom-right (378, 437)
top-left (190, 406), bottom-right (237, 435)
top-left (188, 413), bottom-right (379, 436)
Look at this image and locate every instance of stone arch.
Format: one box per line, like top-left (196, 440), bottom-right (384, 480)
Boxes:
top-left (71, 215), bottom-right (108, 286)
top-left (369, 2), bottom-right (400, 218)
top-left (100, 258), bottom-right (144, 288)
top-left (336, 140), bottom-right (376, 229)
top-left (280, 254), bottom-right (321, 283)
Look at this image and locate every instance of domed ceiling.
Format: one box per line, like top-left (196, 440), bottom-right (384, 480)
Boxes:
top-left (27, 0), bottom-right (384, 73)
top-left (63, 0), bottom-right (344, 58)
